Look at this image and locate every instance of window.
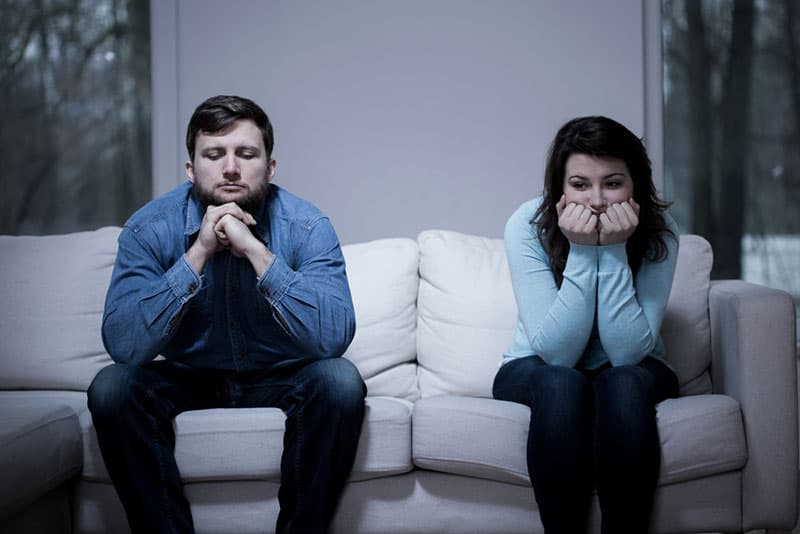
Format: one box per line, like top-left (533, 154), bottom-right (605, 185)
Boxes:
top-left (0, 0), bottom-right (151, 235)
top-left (662, 0), bottom-right (800, 339)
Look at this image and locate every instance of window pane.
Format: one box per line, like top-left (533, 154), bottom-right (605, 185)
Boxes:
top-left (0, 0), bottom-right (151, 235)
top-left (662, 0), bottom-right (800, 339)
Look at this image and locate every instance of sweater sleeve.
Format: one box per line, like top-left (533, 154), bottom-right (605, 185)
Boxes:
top-left (505, 208), bottom-right (598, 368)
top-left (596, 216), bottom-right (679, 366)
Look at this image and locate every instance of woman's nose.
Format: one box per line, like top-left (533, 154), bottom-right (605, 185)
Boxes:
top-left (589, 188), bottom-right (605, 210)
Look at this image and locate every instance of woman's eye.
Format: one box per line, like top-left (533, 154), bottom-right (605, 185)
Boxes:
top-left (570, 182), bottom-right (586, 190)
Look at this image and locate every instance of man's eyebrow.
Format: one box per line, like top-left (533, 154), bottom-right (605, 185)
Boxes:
top-left (199, 144), bottom-right (261, 152)
top-left (200, 145), bottom-right (223, 152)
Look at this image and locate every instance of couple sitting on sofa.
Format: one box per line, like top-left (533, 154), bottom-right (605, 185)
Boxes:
top-left (89, 94), bottom-right (680, 534)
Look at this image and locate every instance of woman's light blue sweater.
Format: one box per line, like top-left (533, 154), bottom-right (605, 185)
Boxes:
top-left (503, 197), bottom-right (679, 369)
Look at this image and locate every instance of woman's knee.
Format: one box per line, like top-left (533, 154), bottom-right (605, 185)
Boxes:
top-left (528, 366), bottom-right (593, 443)
top-left (518, 365), bottom-right (592, 429)
top-left (494, 356), bottom-right (589, 407)
top-left (594, 365), bottom-right (652, 408)
top-left (531, 364), bottom-right (590, 404)
top-left (594, 366), bottom-right (658, 439)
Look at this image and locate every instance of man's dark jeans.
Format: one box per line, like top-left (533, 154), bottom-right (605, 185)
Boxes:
top-left (493, 356), bottom-right (678, 534)
top-left (87, 357), bottom-right (366, 534)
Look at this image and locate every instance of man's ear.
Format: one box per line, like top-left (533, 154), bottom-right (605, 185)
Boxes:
top-left (266, 159), bottom-right (277, 183)
top-left (185, 160), bottom-right (195, 183)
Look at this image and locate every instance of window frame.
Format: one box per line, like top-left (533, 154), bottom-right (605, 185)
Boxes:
top-left (151, 0), bottom-right (182, 198)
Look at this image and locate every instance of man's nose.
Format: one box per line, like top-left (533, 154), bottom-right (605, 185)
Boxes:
top-left (222, 155), bottom-right (240, 178)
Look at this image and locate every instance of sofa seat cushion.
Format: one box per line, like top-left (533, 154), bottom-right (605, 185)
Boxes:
top-left (412, 396), bottom-right (530, 485)
top-left (81, 396), bottom-right (412, 483)
top-left (654, 395), bottom-right (747, 485)
top-left (0, 398), bottom-right (83, 519)
top-left (412, 394), bottom-right (746, 487)
top-left (0, 390), bottom-right (89, 416)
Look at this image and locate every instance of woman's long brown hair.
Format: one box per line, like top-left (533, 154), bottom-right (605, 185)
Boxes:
top-left (533, 116), bottom-right (675, 288)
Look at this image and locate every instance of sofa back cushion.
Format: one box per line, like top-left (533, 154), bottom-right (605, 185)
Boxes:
top-left (417, 230), bottom-right (517, 397)
top-left (0, 227), bottom-right (120, 390)
top-left (0, 229), bottom-right (420, 399)
top-left (416, 230), bottom-right (713, 398)
top-left (661, 234), bottom-right (713, 395)
top-left (341, 238), bottom-right (420, 400)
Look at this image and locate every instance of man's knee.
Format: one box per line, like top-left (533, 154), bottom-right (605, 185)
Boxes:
top-left (303, 358), bottom-right (366, 413)
top-left (87, 363), bottom-right (142, 420)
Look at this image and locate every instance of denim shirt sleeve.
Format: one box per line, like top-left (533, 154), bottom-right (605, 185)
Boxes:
top-left (596, 214), bottom-right (679, 366)
top-left (101, 226), bottom-right (202, 365)
top-left (255, 216), bottom-right (356, 360)
top-left (505, 206), bottom-right (598, 368)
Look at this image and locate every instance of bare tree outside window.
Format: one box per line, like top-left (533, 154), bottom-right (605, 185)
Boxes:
top-left (663, 0), bottom-right (800, 337)
top-left (0, 0), bottom-right (151, 235)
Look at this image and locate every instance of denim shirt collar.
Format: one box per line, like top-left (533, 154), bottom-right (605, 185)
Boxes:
top-left (184, 183), bottom-right (272, 247)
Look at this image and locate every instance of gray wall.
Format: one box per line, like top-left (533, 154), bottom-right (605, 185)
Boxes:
top-left (152, 0), bottom-right (661, 245)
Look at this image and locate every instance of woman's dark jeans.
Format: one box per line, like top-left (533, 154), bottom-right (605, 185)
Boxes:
top-left (493, 356), bottom-right (678, 534)
top-left (87, 357), bottom-right (366, 534)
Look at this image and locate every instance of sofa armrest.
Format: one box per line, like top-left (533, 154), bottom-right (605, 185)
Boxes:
top-left (709, 280), bottom-right (798, 530)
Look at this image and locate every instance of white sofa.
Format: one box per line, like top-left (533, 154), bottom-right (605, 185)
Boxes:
top-left (0, 227), bottom-right (797, 533)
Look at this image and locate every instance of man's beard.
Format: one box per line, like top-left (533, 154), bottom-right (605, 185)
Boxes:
top-left (193, 180), bottom-right (270, 214)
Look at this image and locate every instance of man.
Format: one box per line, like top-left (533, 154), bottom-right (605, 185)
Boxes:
top-left (88, 95), bottom-right (365, 534)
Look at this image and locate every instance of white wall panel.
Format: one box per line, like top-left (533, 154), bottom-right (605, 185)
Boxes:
top-left (153, 0), bottom-right (649, 244)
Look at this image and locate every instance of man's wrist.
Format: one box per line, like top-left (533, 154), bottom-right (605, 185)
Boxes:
top-left (245, 239), bottom-right (274, 278)
top-left (185, 241), bottom-right (213, 275)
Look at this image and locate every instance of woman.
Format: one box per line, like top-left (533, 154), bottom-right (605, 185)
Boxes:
top-left (494, 116), bottom-right (679, 533)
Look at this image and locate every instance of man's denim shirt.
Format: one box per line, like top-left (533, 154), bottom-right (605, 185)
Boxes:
top-left (102, 181), bottom-right (356, 370)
